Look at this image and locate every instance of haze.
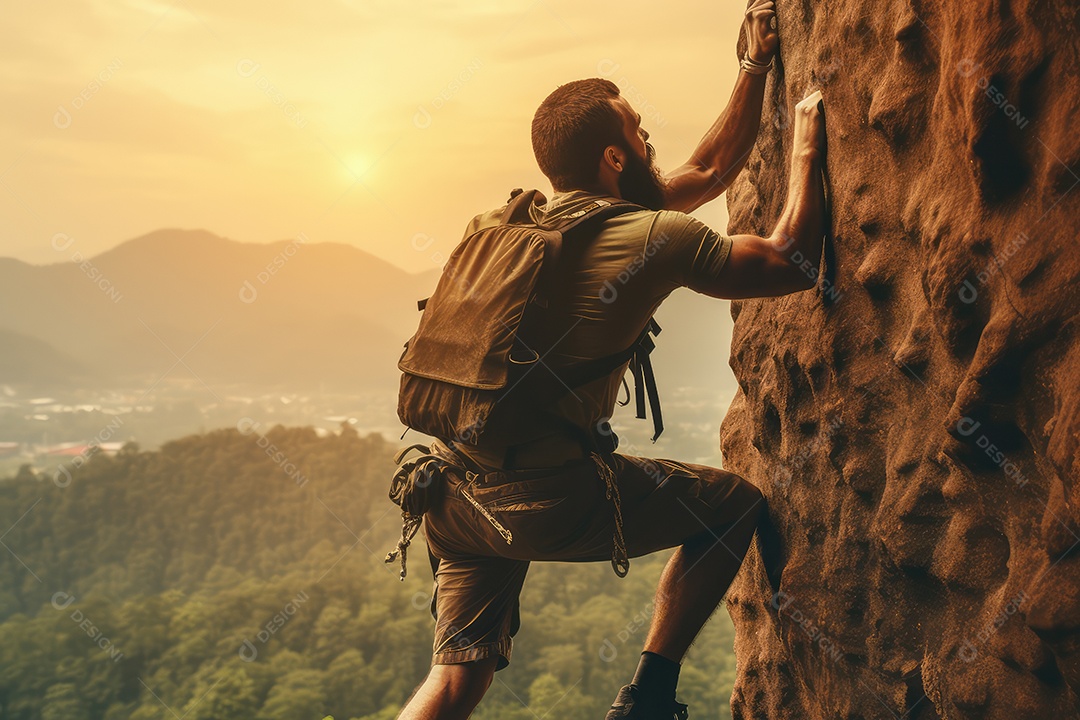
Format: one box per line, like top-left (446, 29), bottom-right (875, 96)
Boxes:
top-left (0, 0), bottom-right (749, 270)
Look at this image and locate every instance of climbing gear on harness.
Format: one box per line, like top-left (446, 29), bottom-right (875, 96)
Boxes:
top-left (384, 442), bottom-right (518, 580)
top-left (384, 443), bottom-right (451, 580)
top-left (458, 470), bottom-right (514, 546)
top-left (592, 451), bottom-right (629, 577)
top-left (434, 441), bottom-right (515, 546)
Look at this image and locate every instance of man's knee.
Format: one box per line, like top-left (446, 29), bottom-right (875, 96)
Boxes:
top-left (697, 473), bottom-right (765, 542)
top-left (428, 657), bottom-right (498, 710)
top-left (708, 469), bottom-right (765, 520)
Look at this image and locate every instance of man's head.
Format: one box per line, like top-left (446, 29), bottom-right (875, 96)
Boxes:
top-left (531, 78), bottom-right (668, 210)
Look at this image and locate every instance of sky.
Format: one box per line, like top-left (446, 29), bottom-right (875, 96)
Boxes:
top-left (0, 0), bottom-right (750, 273)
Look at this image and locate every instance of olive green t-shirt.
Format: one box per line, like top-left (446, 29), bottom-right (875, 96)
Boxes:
top-left (456, 189), bottom-right (733, 468)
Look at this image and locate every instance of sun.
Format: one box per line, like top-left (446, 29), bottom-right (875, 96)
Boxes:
top-left (342, 153), bottom-right (375, 182)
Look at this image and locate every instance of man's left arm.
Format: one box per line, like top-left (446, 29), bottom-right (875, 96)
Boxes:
top-left (663, 0), bottom-right (778, 213)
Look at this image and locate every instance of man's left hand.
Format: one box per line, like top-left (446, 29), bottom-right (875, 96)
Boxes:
top-left (743, 0), bottom-right (778, 64)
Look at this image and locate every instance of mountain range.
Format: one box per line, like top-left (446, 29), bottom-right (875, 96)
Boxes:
top-left (0, 229), bottom-right (438, 392)
top-left (0, 229), bottom-right (735, 400)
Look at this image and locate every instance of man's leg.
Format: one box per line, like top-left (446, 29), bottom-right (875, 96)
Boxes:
top-left (644, 477), bottom-right (764, 660)
top-left (605, 457), bottom-right (765, 717)
top-left (399, 657), bottom-right (499, 720)
top-left (403, 497), bottom-right (529, 720)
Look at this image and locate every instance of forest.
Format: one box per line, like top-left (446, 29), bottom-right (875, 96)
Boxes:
top-left (0, 425), bottom-right (738, 719)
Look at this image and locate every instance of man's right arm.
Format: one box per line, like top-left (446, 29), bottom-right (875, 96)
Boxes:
top-left (701, 92), bottom-right (828, 299)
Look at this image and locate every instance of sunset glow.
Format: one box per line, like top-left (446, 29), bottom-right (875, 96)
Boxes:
top-left (2, 0), bottom-right (745, 271)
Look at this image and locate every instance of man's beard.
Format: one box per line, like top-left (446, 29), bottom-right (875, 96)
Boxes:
top-left (617, 142), bottom-right (667, 211)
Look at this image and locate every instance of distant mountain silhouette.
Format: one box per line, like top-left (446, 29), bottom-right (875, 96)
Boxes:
top-left (0, 327), bottom-right (98, 387)
top-left (0, 228), bottom-right (734, 405)
top-left (0, 229), bottom-right (439, 392)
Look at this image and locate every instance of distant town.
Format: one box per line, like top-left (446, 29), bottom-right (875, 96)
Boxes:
top-left (0, 379), bottom-right (728, 480)
top-left (0, 379), bottom-right (404, 479)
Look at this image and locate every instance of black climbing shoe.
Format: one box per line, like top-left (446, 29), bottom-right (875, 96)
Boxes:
top-left (605, 683), bottom-right (689, 719)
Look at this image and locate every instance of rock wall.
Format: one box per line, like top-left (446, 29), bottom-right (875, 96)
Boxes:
top-left (721, 1), bottom-right (1079, 717)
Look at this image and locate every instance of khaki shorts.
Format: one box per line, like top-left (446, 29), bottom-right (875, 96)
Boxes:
top-left (421, 440), bottom-right (760, 670)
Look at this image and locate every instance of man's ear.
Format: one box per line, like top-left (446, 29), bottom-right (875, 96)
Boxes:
top-left (601, 144), bottom-right (626, 175)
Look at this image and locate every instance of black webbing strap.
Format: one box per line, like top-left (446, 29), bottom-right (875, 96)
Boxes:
top-left (627, 319), bottom-right (663, 441)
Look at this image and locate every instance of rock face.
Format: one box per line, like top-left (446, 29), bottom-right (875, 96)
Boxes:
top-left (721, 1), bottom-right (1079, 718)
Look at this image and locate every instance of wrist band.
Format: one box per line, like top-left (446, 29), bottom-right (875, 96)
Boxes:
top-left (740, 54), bottom-right (772, 75)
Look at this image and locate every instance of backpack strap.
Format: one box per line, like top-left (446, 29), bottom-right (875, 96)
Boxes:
top-left (550, 198), bottom-right (643, 233)
top-left (534, 199), bottom-right (645, 308)
top-left (501, 188), bottom-right (643, 232)
top-left (555, 320), bottom-right (654, 388)
top-left (501, 188), bottom-right (546, 225)
top-left (495, 190), bottom-right (662, 443)
top-left (495, 189), bottom-right (662, 446)
top-left (414, 192), bottom-right (645, 314)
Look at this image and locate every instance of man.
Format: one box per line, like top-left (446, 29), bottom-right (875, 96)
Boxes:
top-left (399, 0), bottom-right (827, 716)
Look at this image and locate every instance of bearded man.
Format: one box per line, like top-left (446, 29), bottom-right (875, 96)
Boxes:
top-left (398, 1), bottom-right (828, 717)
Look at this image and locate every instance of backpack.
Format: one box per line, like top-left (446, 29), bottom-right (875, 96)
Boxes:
top-left (396, 188), bottom-right (665, 458)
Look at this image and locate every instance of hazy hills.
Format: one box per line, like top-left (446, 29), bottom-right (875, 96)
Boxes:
top-left (0, 229), bottom-right (439, 392)
top-left (0, 228), bottom-right (735, 405)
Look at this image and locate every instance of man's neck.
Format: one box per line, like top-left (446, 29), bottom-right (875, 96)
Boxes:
top-left (556, 183), bottom-right (621, 199)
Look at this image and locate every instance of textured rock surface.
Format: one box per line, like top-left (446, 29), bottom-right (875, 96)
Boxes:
top-left (721, 1), bottom-right (1079, 717)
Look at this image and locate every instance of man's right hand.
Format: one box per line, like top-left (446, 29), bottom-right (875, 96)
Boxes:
top-left (792, 90), bottom-right (826, 162)
top-left (703, 89), bottom-right (829, 299)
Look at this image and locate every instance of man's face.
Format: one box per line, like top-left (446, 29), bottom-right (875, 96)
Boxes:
top-left (611, 96), bottom-right (668, 210)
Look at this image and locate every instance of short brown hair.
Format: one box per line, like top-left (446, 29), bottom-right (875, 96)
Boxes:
top-left (531, 78), bottom-right (624, 191)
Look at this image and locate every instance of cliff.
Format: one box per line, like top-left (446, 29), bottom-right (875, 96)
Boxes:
top-left (721, 1), bottom-right (1079, 718)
